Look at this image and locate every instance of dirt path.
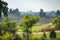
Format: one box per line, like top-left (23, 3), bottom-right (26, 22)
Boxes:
top-left (16, 31), bottom-right (60, 34)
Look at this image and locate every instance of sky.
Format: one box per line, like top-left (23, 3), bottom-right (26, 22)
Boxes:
top-left (4, 0), bottom-right (60, 12)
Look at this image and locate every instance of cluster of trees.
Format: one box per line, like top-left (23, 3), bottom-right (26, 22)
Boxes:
top-left (40, 9), bottom-right (60, 18)
top-left (0, 14), bottom-right (40, 40)
top-left (0, 17), bottom-right (17, 40)
top-left (0, 0), bottom-right (60, 40)
top-left (0, 0), bottom-right (40, 40)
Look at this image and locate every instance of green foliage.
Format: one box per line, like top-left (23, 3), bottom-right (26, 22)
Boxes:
top-left (20, 14), bottom-right (40, 40)
top-left (4, 17), bottom-right (10, 23)
top-left (17, 32), bottom-right (60, 40)
top-left (9, 20), bottom-right (17, 34)
top-left (9, 20), bottom-right (17, 29)
top-left (0, 17), bottom-right (17, 35)
top-left (52, 16), bottom-right (60, 29)
top-left (52, 16), bottom-right (60, 24)
top-left (0, 31), bottom-right (15, 40)
top-left (2, 1), bottom-right (8, 17)
top-left (0, 17), bottom-right (18, 40)
top-left (0, 22), bottom-right (7, 31)
top-left (20, 14), bottom-right (40, 27)
top-left (17, 23), bottom-right (55, 32)
top-left (0, 0), bottom-right (2, 17)
top-left (0, 0), bottom-right (8, 17)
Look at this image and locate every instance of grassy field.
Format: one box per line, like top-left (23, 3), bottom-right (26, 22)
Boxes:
top-left (16, 23), bottom-right (60, 40)
top-left (17, 23), bottom-right (55, 32)
top-left (18, 32), bottom-right (60, 40)
top-left (31, 32), bottom-right (60, 40)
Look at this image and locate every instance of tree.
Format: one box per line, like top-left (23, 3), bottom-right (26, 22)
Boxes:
top-left (20, 14), bottom-right (40, 40)
top-left (0, 0), bottom-right (8, 18)
top-left (40, 9), bottom-right (46, 18)
top-left (56, 10), bottom-right (60, 17)
top-left (0, 22), bottom-right (7, 35)
top-left (0, 0), bottom-right (2, 17)
top-left (0, 17), bottom-right (17, 36)
top-left (52, 16), bottom-right (60, 29)
top-left (4, 17), bottom-right (17, 34)
top-left (2, 1), bottom-right (8, 17)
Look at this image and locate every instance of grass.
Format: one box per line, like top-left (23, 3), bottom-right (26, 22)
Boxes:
top-left (18, 32), bottom-right (60, 40)
top-left (17, 23), bottom-right (55, 32)
top-left (32, 32), bottom-right (60, 39)
top-left (31, 25), bottom-right (47, 32)
top-left (32, 23), bottom-right (55, 32)
top-left (16, 23), bottom-right (60, 40)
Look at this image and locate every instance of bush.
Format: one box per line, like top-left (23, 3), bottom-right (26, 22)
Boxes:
top-left (0, 31), bottom-right (15, 40)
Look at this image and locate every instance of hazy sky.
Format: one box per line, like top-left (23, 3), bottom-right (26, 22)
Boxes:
top-left (4, 0), bottom-right (60, 12)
